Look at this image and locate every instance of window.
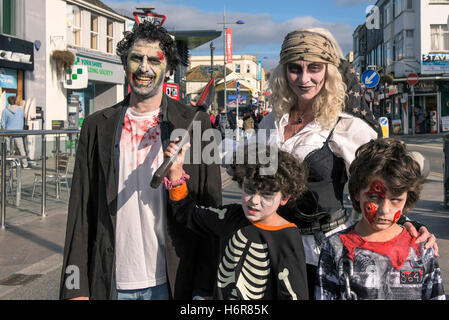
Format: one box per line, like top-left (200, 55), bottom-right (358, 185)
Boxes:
top-left (385, 40), bottom-right (393, 65)
top-left (354, 35), bottom-right (359, 55)
top-left (246, 64), bottom-right (251, 73)
top-left (430, 25), bottom-right (449, 51)
top-left (90, 14), bottom-right (99, 50)
top-left (384, 1), bottom-right (392, 25)
top-left (67, 5), bottom-right (81, 46)
top-left (406, 0), bottom-right (412, 9)
top-left (405, 30), bottom-right (414, 57)
top-left (235, 64), bottom-right (241, 73)
top-left (377, 44), bottom-right (383, 66)
top-left (394, 0), bottom-right (403, 17)
top-left (2, 0), bottom-right (16, 35)
top-left (395, 32), bottom-right (404, 60)
top-left (107, 20), bottom-right (114, 54)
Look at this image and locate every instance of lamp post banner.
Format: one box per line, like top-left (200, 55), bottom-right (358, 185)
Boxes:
top-left (226, 28), bottom-right (233, 64)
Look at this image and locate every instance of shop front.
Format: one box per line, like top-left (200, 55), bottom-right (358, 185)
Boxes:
top-left (66, 45), bottom-right (125, 128)
top-left (0, 34), bottom-right (34, 107)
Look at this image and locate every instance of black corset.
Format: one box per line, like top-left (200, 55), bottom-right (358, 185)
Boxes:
top-left (279, 119), bottom-right (348, 229)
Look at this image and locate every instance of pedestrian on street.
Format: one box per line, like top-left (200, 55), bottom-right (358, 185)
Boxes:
top-left (1, 95), bottom-right (30, 169)
top-left (316, 138), bottom-right (445, 300)
top-left (166, 143), bottom-right (309, 300)
top-left (59, 21), bottom-right (222, 300)
top-left (258, 27), bottom-right (438, 298)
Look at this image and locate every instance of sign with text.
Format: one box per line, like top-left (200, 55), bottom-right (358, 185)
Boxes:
top-left (226, 29), bottom-right (233, 64)
top-left (422, 53), bottom-right (449, 74)
top-left (163, 83), bottom-right (180, 101)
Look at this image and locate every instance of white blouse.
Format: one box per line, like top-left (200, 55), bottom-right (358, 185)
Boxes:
top-left (258, 111), bottom-right (378, 266)
top-left (258, 111), bottom-right (378, 174)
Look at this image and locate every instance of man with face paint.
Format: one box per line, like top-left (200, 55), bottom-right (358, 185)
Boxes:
top-left (316, 138), bottom-right (445, 300)
top-left (60, 21), bottom-right (222, 300)
top-left (165, 144), bottom-right (309, 300)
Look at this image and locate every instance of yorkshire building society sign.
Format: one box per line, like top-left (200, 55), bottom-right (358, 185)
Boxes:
top-left (422, 53), bottom-right (449, 74)
top-left (70, 51), bottom-right (125, 84)
top-left (64, 65), bottom-right (88, 89)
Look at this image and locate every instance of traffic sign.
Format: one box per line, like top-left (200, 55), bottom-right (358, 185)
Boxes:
top-left (361, 69), bottom-right (380, 88)
top-left (236, 81), bottom-right (240, 95)
top-left (407, 73), bottom-right (419, 86)
top-left (364, 88), bottom-right (375, 102)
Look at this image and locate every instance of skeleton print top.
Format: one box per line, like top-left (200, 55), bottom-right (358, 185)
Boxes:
top-left (168, 187), bottom-right (309, 300)
top-left (315, 225), bottom-right (445, 300)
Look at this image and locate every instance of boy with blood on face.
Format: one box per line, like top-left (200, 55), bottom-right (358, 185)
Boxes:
top-left (315, 138), bottom-right (445, 300)
top-left (165, 142), bottom-right (310, 300)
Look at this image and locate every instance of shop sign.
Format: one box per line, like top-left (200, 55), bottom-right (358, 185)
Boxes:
top-left (0, 68), bottom-right (17, 89)
top-left (74, 55), bottom-right (124, 84)
top-left (422, 53), bottom-right (449, 74)
top-left (413, 81), bottom-right (438, 93)
top-left (163, 83), bottom-right (179, 101)
top-left (0, 34), bottom-right (34, 70)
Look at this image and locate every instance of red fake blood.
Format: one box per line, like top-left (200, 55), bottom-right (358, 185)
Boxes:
top-left (393, 210), bottom-right (401, 223)
top-left (157, 50), bottom-right (165, 61)
top-left (369, 180), bottom-right (386, 199)
top-left (363, 201), bottom-right (377, 224)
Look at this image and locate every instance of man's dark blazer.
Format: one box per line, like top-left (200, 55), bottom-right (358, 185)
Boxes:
top-left (59, 94), bottom-right (222, 299)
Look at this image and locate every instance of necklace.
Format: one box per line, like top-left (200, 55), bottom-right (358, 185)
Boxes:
top-left (291, 108), bottom-right (311, 125)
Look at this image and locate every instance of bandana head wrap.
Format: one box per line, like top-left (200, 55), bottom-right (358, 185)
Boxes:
top-left (280, 30), bottom-right (340, 66)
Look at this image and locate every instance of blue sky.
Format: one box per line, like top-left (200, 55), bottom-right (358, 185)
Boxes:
top-left (105, 0), bottom-right (375, 69)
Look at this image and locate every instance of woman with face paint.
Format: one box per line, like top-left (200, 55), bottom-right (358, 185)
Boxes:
top-left (258, 28), bottom-right (438, 298)
top-left (316, 138), bottom-right (445, 300)
top-left (165, 143), bottom-right (310, 300)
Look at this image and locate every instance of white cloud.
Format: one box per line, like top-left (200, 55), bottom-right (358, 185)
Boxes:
top-left (105, 1), bottom-right (356, 70)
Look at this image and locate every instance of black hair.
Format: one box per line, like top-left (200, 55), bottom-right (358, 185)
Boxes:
top-left (116, 21), bottom-right (180, 75)
top-left (231, 144), bottom-right (308, 206)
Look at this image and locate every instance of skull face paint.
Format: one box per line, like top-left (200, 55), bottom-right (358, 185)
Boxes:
top-left (241, 183), bottom-right (283, 224)
top-left (360, 178), bottom-right (407, 228)
top-left (126, 39), bottom-right (168, 98)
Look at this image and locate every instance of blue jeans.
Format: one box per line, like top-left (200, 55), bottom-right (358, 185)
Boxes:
top-left (117, 283), bottom-right (169, 300)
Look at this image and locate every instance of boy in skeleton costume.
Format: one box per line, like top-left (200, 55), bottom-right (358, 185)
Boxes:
top-left (164, 143), bottom-right (309, 300)
top-left (316, 138), bottom-right (445, 300)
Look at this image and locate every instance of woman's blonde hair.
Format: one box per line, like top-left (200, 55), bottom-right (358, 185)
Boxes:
top-left (269, 27), bottom-right (347, 129)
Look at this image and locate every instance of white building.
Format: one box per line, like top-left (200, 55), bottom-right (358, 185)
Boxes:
top-left (354, 0), bottom-right (449, 134)
top-left (1, 0), bottom-right (127, 130)
top-left (189, 55), bottom-right (265, 95)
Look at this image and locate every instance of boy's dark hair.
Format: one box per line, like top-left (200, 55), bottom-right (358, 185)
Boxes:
top-left (116, 21), bottom-right (180, 76)
top-left (7, 96), bottom-right (16, 105)
top-left (231, 145), bottom-right (308, 206)
top-left (348, 138), bottom-right (424, 214)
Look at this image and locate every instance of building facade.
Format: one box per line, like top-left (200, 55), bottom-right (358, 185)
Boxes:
top-left (189, 54), bottom-right (266, 109)
top-left (353, 0), bottom-right (449, 134)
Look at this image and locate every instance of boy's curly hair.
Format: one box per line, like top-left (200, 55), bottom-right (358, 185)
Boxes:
top-left (116, 21), bottom-right (180, 76)
top-left (231, 145), bottom-right (308, 206)
top-left (348, 138), bottom-right (424, 214)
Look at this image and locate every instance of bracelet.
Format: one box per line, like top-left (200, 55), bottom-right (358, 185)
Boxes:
top-left (164, 170), bottom-right (190, 190)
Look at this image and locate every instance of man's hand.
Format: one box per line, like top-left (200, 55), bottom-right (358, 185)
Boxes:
top-left (404, 222), bottom-right (439, 257)
top-left (165, 139), bottom-right (190, 181)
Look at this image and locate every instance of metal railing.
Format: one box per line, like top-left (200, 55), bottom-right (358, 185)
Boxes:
top-left (0, 129), bottom-right (80, 229)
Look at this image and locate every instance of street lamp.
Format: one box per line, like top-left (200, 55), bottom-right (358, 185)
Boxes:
top-left (217, 7), bottom-right (244, 111)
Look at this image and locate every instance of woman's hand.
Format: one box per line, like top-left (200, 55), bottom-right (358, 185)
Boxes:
top-left (165, 139), bottom-right (191, 182)
top-left (404, 222), bottom-right (439, 257)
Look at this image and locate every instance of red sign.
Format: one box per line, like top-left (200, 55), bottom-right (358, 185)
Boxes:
top-left (226, 28), bottom-right (233, 64)
top-left (364, 88), bottom-right (375, 102)
top-left (163, 83), bottom-right (179, 101)
top-left (407, 73), bottom-right (419, 86)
